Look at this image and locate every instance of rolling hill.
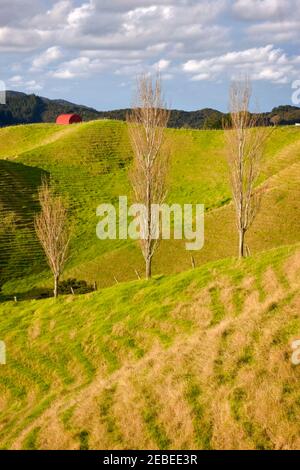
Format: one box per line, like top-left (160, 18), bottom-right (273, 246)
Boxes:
top-left (0, 120), bottom-right (300, 297)
top-left (0, 244), bottom-right (299, 449)
top-left (0, 120), bottom-right (299, 449)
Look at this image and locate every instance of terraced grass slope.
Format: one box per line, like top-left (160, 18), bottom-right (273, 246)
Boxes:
top-left (0, 244), bottom-right (299, 449)
top-left (0, 120), bottom-right (300, 297)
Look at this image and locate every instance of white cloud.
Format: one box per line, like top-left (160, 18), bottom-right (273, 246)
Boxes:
top-left (32, 46), bottom-right (63, 70)
top-left (8, 75), bottom-right (42, 91)
top-left (153, 59), bottom-right (170, 71)
top-left (67, 2), bottom-right (94, 27)
top-left (0, 27), bottom-right (49, 52)
top-left (50, 56), bottom-right (105, 79)
top-left (0, 0), bottom-right (228, 84)
top-left (247, 20), bottom-right (300, 43)
top-left (9, 75), bottom-right (22, 84)
top-left (51, 70), bottom-right (76, 80)
top-left (1, 0), bottom-right (300, 98)
top-left (232, 0), bottom-right (293, 21)
top-left (31, 1), bottom-right (73, 28)
top-left (113, 57), bottom-right (173, 79)
top-left (183, 45), bottom-right (300, 84)
top-left (190, 73), bottom-right (211, 81)
top-left (54, 0), bottom-right (229, 56)
top-left (25, 80), bottom-right (43, 91)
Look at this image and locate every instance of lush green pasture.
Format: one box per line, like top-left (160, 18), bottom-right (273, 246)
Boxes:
top-left (1, 121), bottom-right (299, 295)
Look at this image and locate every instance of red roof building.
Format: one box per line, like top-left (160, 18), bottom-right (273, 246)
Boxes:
top-left (56, 113), bottom-right (82, 125)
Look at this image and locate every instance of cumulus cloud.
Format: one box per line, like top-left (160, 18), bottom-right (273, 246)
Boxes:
top-left (56, 0), bottom-right (229, 55)
top-left (0, 0), bottom-right (228, 54)
top-left (31, 46), bottom-right (63, 70)
top-left (49, 55), bottom-right (106, 79)
top-left (0, 27), bottom-right (49, 52)
top-left (3, 0), bottom-right (228, 84)
top-left (31, 1), bottom-right (73, 29)
top-left (1, 0), bottom-right (299, 102)
top-left (183, 45), bottom-right (300, 84)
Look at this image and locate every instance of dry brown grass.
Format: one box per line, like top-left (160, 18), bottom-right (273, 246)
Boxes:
top-left (2, 249), bottom-right (300, 450)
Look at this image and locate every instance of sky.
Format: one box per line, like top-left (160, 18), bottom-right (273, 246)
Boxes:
top-left (0, 0), bottom-right (300, 111)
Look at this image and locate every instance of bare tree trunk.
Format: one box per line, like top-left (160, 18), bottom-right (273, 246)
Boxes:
top-left (238, 229), bottom-right (245, 259)
top-left (190, 255), bottom-right (196, 269)
top-left (146, 257), bottom-right (151, 280)
top-left (146, 178), bottom-right (152, 278)
top-left (54, 274), bottom-right (59, 298)
top-left (134, 269), bottom-right (141, 280)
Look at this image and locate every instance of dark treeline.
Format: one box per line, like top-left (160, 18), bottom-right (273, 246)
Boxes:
top-left (0, 91), bottom-right (299, 129)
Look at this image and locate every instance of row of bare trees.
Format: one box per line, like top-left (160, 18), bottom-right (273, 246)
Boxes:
top-left (126, 75), bottom-right (271, 277)
top-left (34, 75), bottom-right (270, 297)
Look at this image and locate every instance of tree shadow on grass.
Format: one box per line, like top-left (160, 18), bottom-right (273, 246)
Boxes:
top-left (0, 159), bottom-right (50, 292)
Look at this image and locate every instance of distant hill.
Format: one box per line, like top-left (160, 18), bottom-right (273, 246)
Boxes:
top-left (0, 91), bottom-right (101, 126)
top-left (0, 90), bottom-right (300, 129)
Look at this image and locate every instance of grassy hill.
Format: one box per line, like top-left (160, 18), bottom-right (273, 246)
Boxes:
top-left (0, 121), bottom-right (300, 296)
top-left (0, 120), bottom-right (299, 450)
top-left (0, 244), bottom-right (299, 449)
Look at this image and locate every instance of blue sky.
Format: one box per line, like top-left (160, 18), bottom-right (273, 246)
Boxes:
top-left (0, 0), bottom-right (299, 111)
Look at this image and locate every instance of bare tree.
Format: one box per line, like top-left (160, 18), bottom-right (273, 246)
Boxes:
top-left (127, 74), bottom-right (170, 279)
top-left (35, 179), bottom-right (71, 297)
top-left (270, 114), bottom-right (280, 127)
top-left (223, 79), bottom-right (270, 258)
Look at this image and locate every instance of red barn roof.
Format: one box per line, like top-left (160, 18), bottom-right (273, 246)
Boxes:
top-left (56, 113), bottom-right (82, 125)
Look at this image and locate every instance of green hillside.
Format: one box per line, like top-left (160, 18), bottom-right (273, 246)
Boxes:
top-left (0, 121), bottom-right (300, 296)
top-left (0, 244), bottom-right (299, 449)
top-left (0, 121), bottom-right (300, 450)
